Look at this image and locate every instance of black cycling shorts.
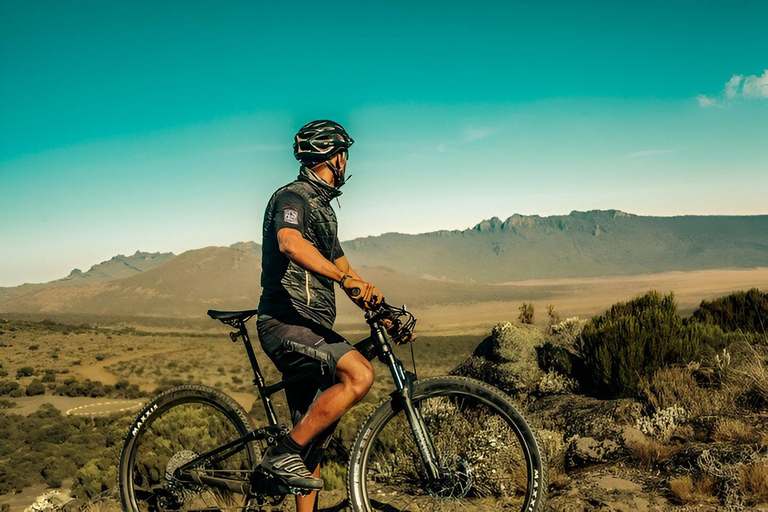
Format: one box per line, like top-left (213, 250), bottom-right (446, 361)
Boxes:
top-left (256, 314), bottom-right (355, 422)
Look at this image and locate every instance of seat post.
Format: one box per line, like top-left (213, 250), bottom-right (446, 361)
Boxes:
top-left (238, 324), bottom-right (279, 427)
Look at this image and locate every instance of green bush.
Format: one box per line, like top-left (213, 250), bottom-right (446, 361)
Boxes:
top-left (577, 291), bottom-right (705, 398)
top-left (0, 381), bottom-right (20, 396)
top-left (25, 379), bottom-right (45, 396)
top-left (16, 366), bottom-right (35, 378)
top-left (0, 403), bottom-right (131, 495)
top-left (692, 288), bottom-right (768, 335)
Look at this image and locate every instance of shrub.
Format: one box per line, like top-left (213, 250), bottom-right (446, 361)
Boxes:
top-left (321, 461), bottom-right (346, 490)
top-left (625, 435), bottom-right (674, 469)
top-left (0, 380), bottom-right (20, 396)
top-left (693, 288), bottom-right (768, 335)
top-left (635, 406), bottom-right (688, 440)
top-left (0, 399), bottom-right (17, 409)
top-left (577, 291), bottom-right (708, 398)
top-left (28, 344), bottom-right (39, 350)
top-left (670, 475), bottom-right (694, 503)
top-left (16, 366), bottom-right (35, 378)
top-left (741, 461), bottom-right (768, 505)
top-left (670, 474), bottom-right (716, 504)
top-left (712, 418), bottom-right (754, 444)
top-left (25, 379), bottom-right (45, 396)
top-left (639, 366), bottom-right (731, 418)
top-left (518, 302), bottom-right (535, 324)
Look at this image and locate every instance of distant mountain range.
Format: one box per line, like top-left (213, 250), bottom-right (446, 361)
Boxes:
top-left (0, 211), bottom-right (765, 318)
top-left (343, 210), bottom-right (768, 282)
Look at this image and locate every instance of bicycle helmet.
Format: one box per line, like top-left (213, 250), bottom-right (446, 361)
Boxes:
top-left (294, 120), bottom-right (354, 188)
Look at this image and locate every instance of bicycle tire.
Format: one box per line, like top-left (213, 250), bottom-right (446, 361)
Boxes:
top-left (119, 385), bottom-right (259, 511)
top-left (347, 376), bottom-right (547, 512)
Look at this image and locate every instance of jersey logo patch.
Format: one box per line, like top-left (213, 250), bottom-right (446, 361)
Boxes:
top-left (283, 208), bottom-right (299, 225)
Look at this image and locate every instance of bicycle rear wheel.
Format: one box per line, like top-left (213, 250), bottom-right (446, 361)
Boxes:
top-left (119, 385), bottom-right (258, 511)
top-left (347, 377), bottom-right (547, 512)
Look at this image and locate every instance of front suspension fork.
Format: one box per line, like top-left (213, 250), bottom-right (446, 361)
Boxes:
top-left (375, 325), bottom-right (442, 480)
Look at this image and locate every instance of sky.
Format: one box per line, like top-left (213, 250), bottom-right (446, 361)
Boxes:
top-left (1, 0), bottom-right (767, 287)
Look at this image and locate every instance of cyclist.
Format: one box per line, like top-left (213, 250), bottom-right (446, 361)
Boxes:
top-left (256, 120), bottom-right (383, 511)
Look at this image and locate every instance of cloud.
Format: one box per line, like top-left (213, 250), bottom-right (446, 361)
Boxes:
top-left (697, 70), bottom-right (768, 107)
top-left (696, 95), bottom-right (718, 108)
top-left (743, 70), bottom-right (768, 99)
top-left (464, 127), bottom-right (497, 142)
top-left (436, 126), bottom-right (496, 153)
top-left (629, 149), bottom-right (674, 158)
top-left (724, 75), bottom-right (743, 99)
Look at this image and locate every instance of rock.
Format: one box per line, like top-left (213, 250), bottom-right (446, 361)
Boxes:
top-left (568, 436), bottom-right (621, 467)
top-left (452, 322), bottom-right (544, 397)
top-left (528, 393), bottom-right (642, 441)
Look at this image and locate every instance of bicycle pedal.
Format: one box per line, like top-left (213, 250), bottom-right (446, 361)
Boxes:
top-left (289, 486), bottom-right (312, 496)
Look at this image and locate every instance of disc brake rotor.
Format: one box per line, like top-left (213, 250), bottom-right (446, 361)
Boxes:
top-left (426, 454), bottom-right (474, 499)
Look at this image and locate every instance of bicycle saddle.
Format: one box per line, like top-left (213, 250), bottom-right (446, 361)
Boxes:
top-left (207, 309), bottom-right (259, 323)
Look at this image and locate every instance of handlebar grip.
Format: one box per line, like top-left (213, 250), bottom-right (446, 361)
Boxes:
top-left (350, 287), bottom-right (361, 297)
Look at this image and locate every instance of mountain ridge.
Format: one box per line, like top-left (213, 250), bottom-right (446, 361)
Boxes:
top-left (0, 210), bottom-right (766, 318)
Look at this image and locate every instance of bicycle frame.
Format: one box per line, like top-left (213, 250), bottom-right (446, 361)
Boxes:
top-left (175, 309), bottom-right (443, 494)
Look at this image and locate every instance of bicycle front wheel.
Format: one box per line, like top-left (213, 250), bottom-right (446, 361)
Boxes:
top-left (347, 376), bottom-right (547, 512)
top-left (119, 385), bottom-right (258, 511)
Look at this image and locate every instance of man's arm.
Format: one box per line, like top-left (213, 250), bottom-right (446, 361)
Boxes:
top-left (277, 227), bottom-right (346, 282)
top-left (333, 255), bottom-right (383, 308)
top-left (333, 255), bottom-right (362, 280)
top-left (278, 228), bottom-right (382, 308)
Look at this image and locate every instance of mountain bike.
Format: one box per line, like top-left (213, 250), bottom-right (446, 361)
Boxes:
top-left (118, 301), bottom-right (548, 511)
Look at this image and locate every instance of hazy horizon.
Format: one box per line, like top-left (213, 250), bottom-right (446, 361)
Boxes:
top-left (2, 1), bottom-right (767, 287)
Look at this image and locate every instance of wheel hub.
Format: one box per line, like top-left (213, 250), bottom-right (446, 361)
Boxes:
top-left (426, 454), bottom-right (474, 499)
top-left (162, 450), bottom-right (204, 506)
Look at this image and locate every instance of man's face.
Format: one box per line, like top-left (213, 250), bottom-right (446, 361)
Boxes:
top-left (334, 150), bottom-right (348, 186)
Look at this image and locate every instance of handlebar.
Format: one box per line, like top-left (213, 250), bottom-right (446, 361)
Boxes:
top-left (364, 301), bottom-right (417, 345)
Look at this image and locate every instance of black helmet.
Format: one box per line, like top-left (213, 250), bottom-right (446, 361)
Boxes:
top-left (293, 120), bottom-right (354, 167)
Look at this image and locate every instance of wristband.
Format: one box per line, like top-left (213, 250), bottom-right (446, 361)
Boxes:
top-left (339, 274), bottom-right (353, 287)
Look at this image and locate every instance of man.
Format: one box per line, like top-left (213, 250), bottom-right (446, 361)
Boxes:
top-left (256, 120), bottom-right (382, 511)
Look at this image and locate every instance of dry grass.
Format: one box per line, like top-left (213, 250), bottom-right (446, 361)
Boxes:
top-left (729, 342), bottom-right (768, 411)
top-left (82, 499), bottom-right (121, 512)
top-left (640, 366), bottom-right (729, 418)
top-left (741, 461), bottom-right (768, 505)
top-left (670, 475), bottom-right (694, 502)
top-left (626, 436), bottom-right (675, 469)
top-left (669, 474), bottom-right (717, 504)
top-left (712, 418), bottom-right (755, 444)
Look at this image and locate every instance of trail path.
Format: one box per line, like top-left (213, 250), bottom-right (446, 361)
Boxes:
top-left (75, 346), bottom-right (181, 387)
top-left (8, 395), bottom-right (145, 416)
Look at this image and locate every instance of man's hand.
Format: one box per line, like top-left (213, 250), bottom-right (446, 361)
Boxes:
top-left (340, 276), bottom-right (383, 309)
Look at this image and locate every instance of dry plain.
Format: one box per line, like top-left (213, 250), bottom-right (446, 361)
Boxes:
top-left (1, 267), bottom-right (768, 511)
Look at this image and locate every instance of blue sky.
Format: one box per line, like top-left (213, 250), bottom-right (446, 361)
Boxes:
top-left (1, 0), bottom-right (767, 286)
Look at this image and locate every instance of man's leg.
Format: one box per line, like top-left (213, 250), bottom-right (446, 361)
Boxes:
top-left (289, 350), bottom-right (374, 445)
top-left (295, 464), bottom-right (321, 512)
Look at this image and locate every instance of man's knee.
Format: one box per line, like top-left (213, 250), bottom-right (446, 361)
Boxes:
top-left (336, 351), bottom-right (375, 400)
